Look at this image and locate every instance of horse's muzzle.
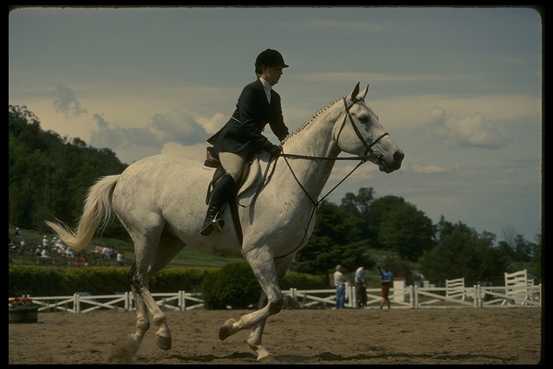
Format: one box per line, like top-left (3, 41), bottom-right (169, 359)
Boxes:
top-left (378, 150), bottom-right (404, 173)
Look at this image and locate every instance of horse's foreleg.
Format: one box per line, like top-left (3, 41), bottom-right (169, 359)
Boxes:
top-left (246, 292), bottom-right (271, 360)
top-left (219, 246), bottom-right (283, 353)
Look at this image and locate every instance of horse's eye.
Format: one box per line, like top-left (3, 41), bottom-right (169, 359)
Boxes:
top-left (358, 115), bottom-right (370, 124)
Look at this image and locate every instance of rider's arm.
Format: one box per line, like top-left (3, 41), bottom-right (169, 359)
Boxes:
top-left (268, 93), bottom-right (289, 143)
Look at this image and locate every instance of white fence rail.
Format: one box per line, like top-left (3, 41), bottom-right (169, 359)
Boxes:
top-left (16, 283), bottom-right (541, 314)
top-left (28, 291), bottom-right (204, 314)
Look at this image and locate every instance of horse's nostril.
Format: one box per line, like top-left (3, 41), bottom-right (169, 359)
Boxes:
top-left (393, 151), bottom-right (404, 162)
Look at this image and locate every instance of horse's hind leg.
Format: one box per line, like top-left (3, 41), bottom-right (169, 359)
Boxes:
top-left (127, 263), bottom-right (150, 354)
top-left (126, 215), bottom-right (173, 351)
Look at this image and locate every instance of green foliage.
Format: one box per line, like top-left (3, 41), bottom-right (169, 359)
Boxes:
top-left (419, 221), bottom-right (508, 286)
top-left (372, 196), bottom-right (435, 260)
top-left (150, 267), bottom-right (209, 293)
top-left (200, 263), bottom-right (328, 309)
top-left (8, 105), bottom-right (127, 237)
top-left (280, 271), bottom-right (329, 290)
top-left (201, 262), bottom-right (262, 309)
top-left (8, 265), bottom-right (213, 296)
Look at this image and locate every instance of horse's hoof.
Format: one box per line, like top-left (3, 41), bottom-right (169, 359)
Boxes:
top-left (156, 335), bottom-right (172, 351)
top-left (218, 318), bottom-right (236, 341)
top-left (255, 346), bottom-right (272, 361)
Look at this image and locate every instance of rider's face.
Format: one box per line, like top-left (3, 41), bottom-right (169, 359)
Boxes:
top-left (261, 65), bottom-right (283, 86)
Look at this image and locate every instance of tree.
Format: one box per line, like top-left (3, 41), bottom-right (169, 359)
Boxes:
top-left (420, 221), bottom-right (508, 286)
top-left (340, 187), bottom-right (375, 240)
top-left (368, 196), bottom-right (435, 260)
top-left (8, 105), bottom-right (128, 236)
top-left (294, 200), bottom-right (370, 274)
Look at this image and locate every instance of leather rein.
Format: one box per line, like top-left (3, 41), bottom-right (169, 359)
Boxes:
top-left (270, 97), bottom-right (389, 260)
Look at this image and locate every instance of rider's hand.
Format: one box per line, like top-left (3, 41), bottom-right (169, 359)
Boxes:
top-left (270, 144), bottom-right (282, 155)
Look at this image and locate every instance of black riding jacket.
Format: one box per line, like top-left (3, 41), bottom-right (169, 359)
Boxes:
top-left (206, 79), bottom-right (289, 157)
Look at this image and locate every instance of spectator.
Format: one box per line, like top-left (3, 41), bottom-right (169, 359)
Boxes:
top-left (65, 248), bottom-right (75, 258)
top-left (42, 235), bottom-right (48, 248)
top-left (40, 248), bottom-right (50, 264)
top-left (377, 266), bottom-right (393, 310)
top-left (116, 252), bottom-right (124, 266)
top-left (333, 265), bottom-right (347, 309)
top-left (15, 227), bottom-right (21, 237)
top-left (354, 265), bottom-right (368, 308)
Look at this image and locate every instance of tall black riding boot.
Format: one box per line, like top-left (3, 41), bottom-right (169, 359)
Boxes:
top-left (200, 174), bottom-right (237, 236)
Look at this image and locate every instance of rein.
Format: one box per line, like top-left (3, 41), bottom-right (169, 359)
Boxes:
top-left (273, 97), bottom-right (389, 260)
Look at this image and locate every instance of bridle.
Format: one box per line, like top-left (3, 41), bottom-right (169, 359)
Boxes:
top-left (269, 97), bottom-right (389, 260)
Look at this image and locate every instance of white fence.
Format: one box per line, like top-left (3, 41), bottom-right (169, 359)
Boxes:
top-left (28, 291), bottom-right (204, 314)
top-left (17, 282), bottom-right (541, 314)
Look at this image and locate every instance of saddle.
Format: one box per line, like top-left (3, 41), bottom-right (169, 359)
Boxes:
top-left (204, 147), bottom-right (275, 245)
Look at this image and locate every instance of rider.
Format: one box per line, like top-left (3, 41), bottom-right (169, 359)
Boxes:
top-left (200, 49), bottom-right (290, 236)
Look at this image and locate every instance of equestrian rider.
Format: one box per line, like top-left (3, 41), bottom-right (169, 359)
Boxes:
top-left (200, 49), bottom-right (290, 236)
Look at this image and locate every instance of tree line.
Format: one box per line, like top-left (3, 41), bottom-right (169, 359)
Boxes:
top-left (8, 105), bottom-right (541, 286)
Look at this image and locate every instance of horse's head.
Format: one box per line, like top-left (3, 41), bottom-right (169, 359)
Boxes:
top-left (333, 82), bottom-right (404, 173)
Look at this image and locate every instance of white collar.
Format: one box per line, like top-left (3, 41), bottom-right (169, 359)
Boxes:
top-left (259, 77), bottom-right (272, 92)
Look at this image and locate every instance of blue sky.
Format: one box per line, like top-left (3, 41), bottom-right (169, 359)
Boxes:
top-left (9, 7), bottom-right (542, 242)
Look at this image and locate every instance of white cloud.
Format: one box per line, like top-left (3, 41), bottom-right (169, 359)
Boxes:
top-left (410, 163), bottom-right (450, 174)
top-left (195, 112), bottom-right (227, 135)
top-left (89, 111), bottom-right (213, 163)
top-left (298, 72), bottom-right (467, 83)
top-left (52, 84), bottom-right (87, 117)
top-left (160, 142), bottom-right (207, 163)
top-left (429, 107), bottom-right (510, 149)
top-left (366, 94), bottom-right (541, 130)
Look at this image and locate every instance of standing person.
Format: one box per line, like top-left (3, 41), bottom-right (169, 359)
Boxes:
top-left (334, 265), bottom-right (347, 309)
top-left (200, 49), bottom-right (290, 236)
top-left (377, 266), bottom-right (393, 310)
top-left (354, 265), bottom-right (368, 308)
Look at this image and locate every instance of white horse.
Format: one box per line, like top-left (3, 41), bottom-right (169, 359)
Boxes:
top-left (46, 82), bottom-right (404, 361)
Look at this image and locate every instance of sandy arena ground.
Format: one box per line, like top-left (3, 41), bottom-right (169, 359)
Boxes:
top-left (9, 308), bottom-right (541, 364)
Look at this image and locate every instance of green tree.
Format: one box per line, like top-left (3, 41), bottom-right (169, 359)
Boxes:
top-left (340, 187), bottom-right (375, 240)
top-left (8, 105), bottom-right (128, 236)
top-left (369, 196), bottom-right (435, 260)
top-left (420, 221), bottom-right (508, 286)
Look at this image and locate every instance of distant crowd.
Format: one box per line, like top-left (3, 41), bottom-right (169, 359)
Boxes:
top-left (9, 227), bottom-right (126, 267)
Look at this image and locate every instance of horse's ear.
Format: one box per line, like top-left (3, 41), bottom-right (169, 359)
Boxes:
top-left (357, 84), bottom-right (369, 100)
top-left (350, 82), bottom-right (360, 101)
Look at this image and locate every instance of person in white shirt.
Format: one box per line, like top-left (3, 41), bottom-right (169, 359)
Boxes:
top-left (354, 266), bottom-right (368, 308)
top-left (333, 265), bottom-right (347, 309)
top-left (40, 248), bottom-right (49, 264)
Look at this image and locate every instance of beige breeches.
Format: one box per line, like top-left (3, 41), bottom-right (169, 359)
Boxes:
top-left (219, 152), bottom-right (247, 182)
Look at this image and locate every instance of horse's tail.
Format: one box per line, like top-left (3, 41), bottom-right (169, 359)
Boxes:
top-left (45, 175), bottom-right (119, 252)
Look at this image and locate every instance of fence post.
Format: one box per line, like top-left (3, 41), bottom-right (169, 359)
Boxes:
top-left (73, 293), bottom-right (80, 314)
top-left (179, 291), bottom-right (184, 312)
top-left (352, 284), bottom-right (357, 308)
top-left (413, 285), bottom-right (418, 309)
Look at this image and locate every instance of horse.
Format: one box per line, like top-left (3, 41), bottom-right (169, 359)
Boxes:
top-left (46, 82), bottom-right (404, 361)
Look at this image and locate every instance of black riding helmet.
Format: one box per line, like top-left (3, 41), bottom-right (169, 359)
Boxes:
top-left (255, 49), bottom-right (289, 74)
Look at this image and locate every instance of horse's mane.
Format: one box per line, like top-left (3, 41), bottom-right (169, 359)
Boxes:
top-left (281, 97), bottom-right (342, 145)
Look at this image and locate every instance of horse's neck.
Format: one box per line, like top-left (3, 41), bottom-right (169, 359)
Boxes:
top-left (278, 101), bottom-right (343, 201)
